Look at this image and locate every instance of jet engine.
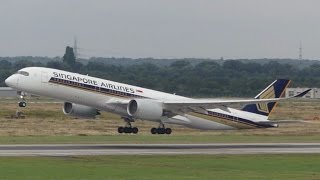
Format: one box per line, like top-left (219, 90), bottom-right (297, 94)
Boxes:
top-left (63, 102), bottom-right (100, 119)
top-left (127, 99), bottom-right (163, 120)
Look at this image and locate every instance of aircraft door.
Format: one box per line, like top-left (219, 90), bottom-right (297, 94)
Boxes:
top-left (41, 72), bottom-right (49, 83)
top-left (16, 76), bottom-right (19, 86)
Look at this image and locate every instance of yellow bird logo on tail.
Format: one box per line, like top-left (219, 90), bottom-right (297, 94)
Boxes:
top-left (256, 86), bottom-right (275, 113)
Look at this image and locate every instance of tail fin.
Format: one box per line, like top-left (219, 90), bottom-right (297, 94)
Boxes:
top-left (242, 79), bottom-right (290, 117)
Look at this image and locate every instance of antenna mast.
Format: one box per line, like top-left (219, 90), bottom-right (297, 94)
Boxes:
top-left (299, 41), bottom-right (302, 60)
top-left (73, 36), bottom-right (78, 59)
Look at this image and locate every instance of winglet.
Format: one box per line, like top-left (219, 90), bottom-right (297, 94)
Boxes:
top-left (294, 89), bottom-right (312, 98)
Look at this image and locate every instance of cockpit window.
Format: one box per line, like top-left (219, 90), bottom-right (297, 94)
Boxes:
top-left (15, 71), bottom-right (29, 76)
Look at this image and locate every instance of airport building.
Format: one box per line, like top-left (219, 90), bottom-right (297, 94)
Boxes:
top-left (285, 87), bottom-right (320, 99)
top-left (0, 87), bottom-right (16, 97)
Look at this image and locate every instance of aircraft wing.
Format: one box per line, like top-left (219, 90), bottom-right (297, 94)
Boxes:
top-left (163, 89), bottom-right (311, 113)
top-left (103, 89), bottom-right (310, 116)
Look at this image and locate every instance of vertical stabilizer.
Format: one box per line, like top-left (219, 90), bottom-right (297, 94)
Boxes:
top-left (242, 79), bottom-right (290, 117)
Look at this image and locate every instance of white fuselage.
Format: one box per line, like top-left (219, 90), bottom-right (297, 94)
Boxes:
top-left (5, 67), bottom-right (274, 130)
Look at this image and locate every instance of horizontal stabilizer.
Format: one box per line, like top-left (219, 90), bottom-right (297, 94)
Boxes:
top-left (257, 120), bottom-right (305, 125)
top-left (294, 89), bottom-right (312, 98)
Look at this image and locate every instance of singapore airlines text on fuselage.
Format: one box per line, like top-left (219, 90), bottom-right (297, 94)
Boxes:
top-left (53, 72), bottom-right (135, 94)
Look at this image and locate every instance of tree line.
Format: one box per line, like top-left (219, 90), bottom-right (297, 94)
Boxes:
top-left (1, 58), bottom-right (320, 97)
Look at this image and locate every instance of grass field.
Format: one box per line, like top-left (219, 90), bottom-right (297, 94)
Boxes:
top-left (0, 154), bottom-right (319, 179)
top-left (0, 98), bottom-right (320, 144)
top-left (1, 134), bottom-right (320, 144)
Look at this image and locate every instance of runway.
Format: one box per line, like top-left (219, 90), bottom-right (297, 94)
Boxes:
top-left (0, 143), bottom-right (320, 156)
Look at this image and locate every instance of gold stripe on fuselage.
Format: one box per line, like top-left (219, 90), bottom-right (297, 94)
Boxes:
top-left (188, 112), bottom-right (259, 129)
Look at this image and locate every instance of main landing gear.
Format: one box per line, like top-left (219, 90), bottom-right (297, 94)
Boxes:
top-left (151, 122), bottom-right (172, 135)
top-left (118, 126), bottom-right (138, 134)
top-left (118, 117), bottom-right (139, 134)
top-left (18, 91), bottom-right (27, 108)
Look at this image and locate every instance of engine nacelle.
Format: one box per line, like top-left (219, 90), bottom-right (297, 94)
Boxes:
top-left (63, 102), bottom-right (100, 119)
top-left (127, 99), bottom-right (163, 120)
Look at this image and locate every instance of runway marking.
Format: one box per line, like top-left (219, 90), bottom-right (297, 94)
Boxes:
top-left (0, 143), bottom-right (320, 156)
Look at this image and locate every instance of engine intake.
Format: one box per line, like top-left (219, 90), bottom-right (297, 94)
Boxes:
top-left (127, 99), bottom-right (163, 121)
top-left (63, 102), bottom-right (100, 119)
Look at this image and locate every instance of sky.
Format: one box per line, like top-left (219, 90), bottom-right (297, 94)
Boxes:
top-left (0, 0), bottom-right (320, 59)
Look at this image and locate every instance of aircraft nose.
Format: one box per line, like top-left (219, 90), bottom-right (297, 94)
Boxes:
top-left (5, 75), bottom-right (15, 87)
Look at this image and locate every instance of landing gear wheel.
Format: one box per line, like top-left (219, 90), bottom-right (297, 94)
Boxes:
top-left (124, 127), bottom-right (132, 133)
top-left (18, 101), bottom-right (27, 108)
top-left (156, 128), bottom-right (165, 134)
top-left (151, 128), bottom-right (157, 134)
top-left (165, 128), bottom-right (172, 135)
top-left (118, 127), bottom-right (124, 133)
top-left (132, 127), bottom-right (139, 134)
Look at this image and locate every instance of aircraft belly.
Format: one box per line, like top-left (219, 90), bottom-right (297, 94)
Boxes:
top-left (186, 112), bottom-right (258, 129)
top-left (167, 115), bottom-right (234, 130)
top-left (186, 115), bottom-right (236, 130)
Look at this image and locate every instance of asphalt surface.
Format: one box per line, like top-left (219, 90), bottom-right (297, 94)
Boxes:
top-left (0, 143), bottom-right (320, 156)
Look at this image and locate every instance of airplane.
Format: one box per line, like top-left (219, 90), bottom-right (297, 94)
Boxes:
top-left (5, 67), bottom-right (310, 135)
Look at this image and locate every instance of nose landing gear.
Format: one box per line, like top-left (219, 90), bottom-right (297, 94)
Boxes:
top-left (18, 91), bottom-right (27, 108)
